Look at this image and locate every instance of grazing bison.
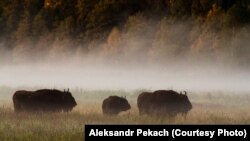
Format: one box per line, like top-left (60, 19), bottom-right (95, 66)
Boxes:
top-left (13, 89), bottom-right (77, 113)
top-left (137, 90), bottom-right (192, 117)
top-left (102, 96), bottom-right (131, 115)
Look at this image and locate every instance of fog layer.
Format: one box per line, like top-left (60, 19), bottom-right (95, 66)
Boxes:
top-left (0, 59), bottom-right (249, 93)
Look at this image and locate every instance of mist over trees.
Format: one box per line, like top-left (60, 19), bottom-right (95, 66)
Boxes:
top-left (0, 0), bottom-right (250, 66)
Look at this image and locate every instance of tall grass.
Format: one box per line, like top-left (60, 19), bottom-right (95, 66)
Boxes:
top-left (0, 89), bottom-right (250, 140)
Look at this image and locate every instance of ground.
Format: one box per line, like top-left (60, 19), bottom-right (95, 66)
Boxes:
top-left (0, 88), bottom-right (249, 141)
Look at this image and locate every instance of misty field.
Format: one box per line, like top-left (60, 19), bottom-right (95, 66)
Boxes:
top-left (0, 88), bottom-right (250, 141)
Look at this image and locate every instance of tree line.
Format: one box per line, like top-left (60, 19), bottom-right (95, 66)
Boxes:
top-left (0, 0), bottom-right (249, 64)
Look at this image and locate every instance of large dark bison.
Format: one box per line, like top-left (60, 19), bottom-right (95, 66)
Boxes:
top-left (102, 96), bottom-right (131, 115)
top-left (137, 90), bottom-right (192, 117)
top-left (13, 89), bottom-right (77, 113)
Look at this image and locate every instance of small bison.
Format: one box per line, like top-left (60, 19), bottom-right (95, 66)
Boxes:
top-left (102, 96), bottom-right (131, 115)
top-left (13, 89), bottom-right (77, 113)
top-left (137, 90), bottom-right (192, 117)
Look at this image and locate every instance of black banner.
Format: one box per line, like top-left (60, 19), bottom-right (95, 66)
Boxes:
top-left (85, 125), bottom-right (249, 141)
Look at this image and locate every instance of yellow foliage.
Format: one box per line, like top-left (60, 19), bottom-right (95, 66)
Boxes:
top-left (102, 26), bottom-right (122, 57)
top-left (107, 27), bottom-right (121, 47)
top-left (44, 0), bottom-right (62, 9)
top-left (207, 4), bottom-right (223, 21)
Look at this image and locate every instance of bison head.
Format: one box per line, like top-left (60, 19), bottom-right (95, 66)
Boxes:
top-left (62, 91), bottom-right (77, 112)
top-left (117, 96), bottom-right (131, 111)
top-left (179, 93), bottom-right (192, 114)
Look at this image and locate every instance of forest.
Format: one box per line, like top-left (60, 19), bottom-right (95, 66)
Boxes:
top-left (0, 0), bottom-right (250, 66)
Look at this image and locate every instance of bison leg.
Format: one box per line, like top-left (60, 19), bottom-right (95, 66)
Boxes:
top-left (138, 108), bottom-right (147, 115)
top-left (182, 112), bottom-right (188, 119)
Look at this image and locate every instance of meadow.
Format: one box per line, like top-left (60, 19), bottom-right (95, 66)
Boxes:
top-left (0, 87), bottom-right (250, 141)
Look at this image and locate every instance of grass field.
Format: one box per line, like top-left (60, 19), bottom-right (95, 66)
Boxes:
top-left (0, 87), bottom-right (250, 141)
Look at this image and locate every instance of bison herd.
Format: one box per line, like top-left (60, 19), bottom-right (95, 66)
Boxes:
top-left (12, 89), bottom-right (192, 117)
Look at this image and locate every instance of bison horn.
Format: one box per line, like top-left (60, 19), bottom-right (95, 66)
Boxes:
top-left (67, 88), bottom-right (69, 92)
top-left (184, 91), bottom-right (187, 95)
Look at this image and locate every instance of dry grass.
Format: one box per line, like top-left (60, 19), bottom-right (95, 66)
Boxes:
top-left (0, 89), bottom-right (250, 141)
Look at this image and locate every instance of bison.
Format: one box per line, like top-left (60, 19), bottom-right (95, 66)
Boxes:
top-left (13, 89), bottom-right (77, 113)
top-left (137, 90), bottom-right (192, 117)
top-left (102, 96), bottom-right (131, 115)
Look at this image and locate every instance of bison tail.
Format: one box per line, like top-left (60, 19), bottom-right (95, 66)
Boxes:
top-left (13, 102), bottom-right (21, 113)
top-left (13, 96), bottom-right (22, 113)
